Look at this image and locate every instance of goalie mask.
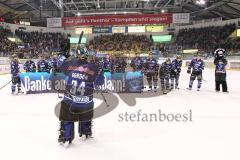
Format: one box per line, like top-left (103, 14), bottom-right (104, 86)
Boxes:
top-left (76, 45), bottom-right (89, 62)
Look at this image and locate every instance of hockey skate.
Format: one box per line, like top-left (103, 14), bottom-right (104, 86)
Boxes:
top-left (153, 87), bottom-right (157, 92)
top-left (79, 121), bottom-right (93, 140)
top-left (16, 89), bottom-right (24, 95)
top-left (223, 91), bottom-right (229, 93)
top-left (58, 135), bottom-right (72, 148)
top-left (58, 131), bottom-right (73, 147)
top-left (62, 141), bottom-right (71, 148)
top-left (11, 90), bottom-right (23, 95)
top-left (167, 87), bottom-right (171, 91)
top-left (11, 91), bottom-right (16, 95)
top-left (58, 122), bottom-right (74, 147)
top-left (162, 89), bottom-right (167, 95)
top-left (148, 86), bottom-right (152, 91)
top-left (79, 130), bottom-right (93, 140)
top-left (79, 132), bottom-right (93, 141)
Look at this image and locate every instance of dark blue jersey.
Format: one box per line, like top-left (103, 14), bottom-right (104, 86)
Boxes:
top-left (37, 60), bottom-right (49, 72)
top-left (48, 58), bottom-right (58, 71)
top-left (62, 58), bottom-right (104, 108)
top-left (24, 60), bottom-right (36, 72)
top-left (101, 58), bottom-right (113, 72)
top-left (10, 60), bottom-right (20, 76)
top-left (131, 57), bottom-right (144, 71)
top-left (171, 59), bottom-right (182, 73)
top-left (159, 62), bottom-right (171, 78)
top-left (114, 58), bottom-right (127, 72)
top-left (57, 55), bottom-right (67, 69)
top-left (188, 59), bottom-right (205, 73)
top-left (144, 58), bottom-right (159, 72)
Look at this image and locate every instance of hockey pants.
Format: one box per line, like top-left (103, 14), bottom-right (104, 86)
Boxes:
top-left (59, 101), bottom-right (93, 142)
top-left (189, 73), bottom-right (202, 89)
top-left (170, 73), bottom-right (180, 89)
top-left (160, 76), bottom-right (170, 91)
top-left (146, 72), bottom-right (158, 89)
top-left (11, 76), bottom-right (21, 93)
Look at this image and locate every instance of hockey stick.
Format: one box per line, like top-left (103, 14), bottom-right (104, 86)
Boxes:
top-left (100, 91), bottom-right (109, 107)
top-left (0, 80), bottom-right (12, 90)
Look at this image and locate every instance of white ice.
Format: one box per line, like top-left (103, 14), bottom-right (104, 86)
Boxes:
top-left (0, 68), bottom-right (240, 160)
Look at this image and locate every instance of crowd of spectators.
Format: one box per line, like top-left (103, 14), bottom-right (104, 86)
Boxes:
top-left (0, 29), bottom-right (66, 58)
top-left (1, 24), bottom-right (240, 59)
top-left (0, 28), bottom-right (17, 57)
top-left (88, 34), bottom-right (153, 52)
top-left (223, 38), bottom-right (240, 52)
top-left (175, 24), bottom-right (237, 52)
top-left (15, 29), bottom-right (66, 58)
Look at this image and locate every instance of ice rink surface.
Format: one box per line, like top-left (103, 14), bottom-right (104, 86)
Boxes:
top-left (0, 68), bottom-right (240, 160)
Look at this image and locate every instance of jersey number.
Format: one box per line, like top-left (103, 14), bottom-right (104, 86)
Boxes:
top-left (70, 80), bottom-right (85, 96)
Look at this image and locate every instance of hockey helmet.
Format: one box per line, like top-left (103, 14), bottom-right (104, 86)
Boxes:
top-left (176, 55), bottom-right (182, 60)
top-left (166, 58), bottom-right (171, 63)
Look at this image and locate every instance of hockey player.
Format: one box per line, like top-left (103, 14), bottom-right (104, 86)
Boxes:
top-left (37, 55), bottom-right (49, 72)
top-left (130, 55), bottom-right (144, 72)
top-left (114, 57), bottom-right (127, 73)
top-left (159, 58), bottom-right (172, 94)
top-left (144, 53), bottom-right (159, 91)
top-left (48, 53), bottom-right (58, 73)
top-left (24, 59), bottom-right (36, 72)
top-left (187, 54), bottom-right (205, 91)
top-left (214, 48), bottom-right (228, 92)
top-left (101, 55), bottom-right (114, 73)
top-left (170, 55), bottom-right (182, 90)
top-left (57, 51), bottom-right (104, 146)
top-left (10, 54), bottom-right (22, 94)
